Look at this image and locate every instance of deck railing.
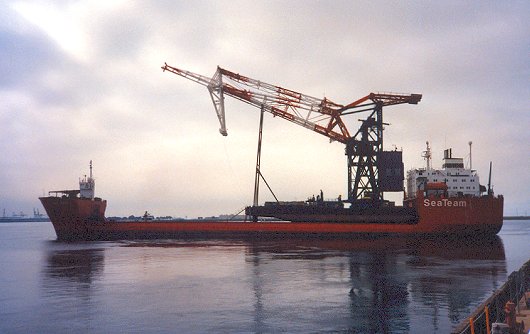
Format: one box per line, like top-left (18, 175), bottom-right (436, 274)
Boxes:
top-left (452, 259), bottom-right (529, 334)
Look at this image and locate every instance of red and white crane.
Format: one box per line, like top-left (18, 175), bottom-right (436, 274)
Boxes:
top-left (162, 63), bottom-right (421, 204)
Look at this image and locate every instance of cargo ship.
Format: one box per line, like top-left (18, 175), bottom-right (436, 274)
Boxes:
top-left (39, 144), bottom-right (503, 241)
top-left (39, 65), bottom-right (503, 240)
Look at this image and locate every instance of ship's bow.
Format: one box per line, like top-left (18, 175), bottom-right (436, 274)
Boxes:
top-left (40, 196), bottom-right (107, 240)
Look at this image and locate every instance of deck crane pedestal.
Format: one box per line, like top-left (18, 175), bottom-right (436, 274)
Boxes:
top-left (162, 63), bottom-right (421, 213)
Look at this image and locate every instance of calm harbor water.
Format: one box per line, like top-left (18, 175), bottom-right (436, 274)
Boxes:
top-left (0, 220), bottom-right (528, 333)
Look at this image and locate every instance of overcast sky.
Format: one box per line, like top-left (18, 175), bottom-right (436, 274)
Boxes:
top-left (1, 1), bottom-right (529, 218)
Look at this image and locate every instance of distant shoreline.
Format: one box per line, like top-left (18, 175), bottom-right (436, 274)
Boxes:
top-left (503, 216), bottom-right (530, 220)
top-left (0, 218), bottom-right (50, 223)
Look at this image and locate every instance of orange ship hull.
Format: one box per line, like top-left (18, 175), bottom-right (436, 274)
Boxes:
top-left (39, 194), bottom-right (503, 241)
top-left (40, 196), bottom-right (107, 240)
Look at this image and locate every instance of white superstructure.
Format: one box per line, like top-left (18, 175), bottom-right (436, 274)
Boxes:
top-left (79, 160), bottom-right (95, 199)
top-left (406, 142), bottom-right (483, 199)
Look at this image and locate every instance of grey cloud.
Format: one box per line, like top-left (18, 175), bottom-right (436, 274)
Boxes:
top-left (1, 0), bottom-right (528, 216)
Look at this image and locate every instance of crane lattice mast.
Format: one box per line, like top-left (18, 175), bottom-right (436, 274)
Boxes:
top-left (162, 63), bottom-right (421, 203)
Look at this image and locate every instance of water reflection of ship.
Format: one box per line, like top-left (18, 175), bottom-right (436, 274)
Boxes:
top-left (38, 237), bottom-right (506, 333)
top-left (243, 236), bottom-right (506, 260)
top-left (40, 247), bottom-right (105, 332)
top-left (244, 236), bottom-right (506, 333)
top-left (42, 248), bottom-right (105, 291)
top-left (405, 238), bottom-right (507, 329)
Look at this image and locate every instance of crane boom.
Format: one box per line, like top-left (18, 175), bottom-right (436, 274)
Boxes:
top-left (162, 63), bottom-right (351, 143)
top-left (162, 63), bottom-right (422, 202)
top-left (162, 64), bottom-right (228, 136)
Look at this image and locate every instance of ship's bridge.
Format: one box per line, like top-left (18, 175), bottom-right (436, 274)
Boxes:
top-left (79, 160), bottom-right (96, 199)
top-left (406, 148), bottom-right (481, 199)
top-left (442, 158), bottom-right (464, 169)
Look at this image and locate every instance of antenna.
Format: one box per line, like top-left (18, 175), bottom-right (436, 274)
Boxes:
top-left (487, 161), bottom-right (492, 195)
top-left (422, 141), bottom-right (432, 170)
top-left (80, 161), bottom-right (96, 199)
top-left (468, 141), bottom-right (472, 170)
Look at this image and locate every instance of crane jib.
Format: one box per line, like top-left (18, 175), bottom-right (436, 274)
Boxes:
top-left (162, 63), bottom-right (422, 202)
